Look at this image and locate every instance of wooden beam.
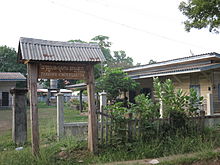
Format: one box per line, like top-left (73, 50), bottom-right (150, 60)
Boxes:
top-left (27, 63), bottom-right (39, 156)
top-left (86, 64), bottom-right (97, 153)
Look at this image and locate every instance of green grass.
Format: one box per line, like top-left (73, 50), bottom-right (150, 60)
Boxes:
top-left (1, 104), bottom-right (220, 165)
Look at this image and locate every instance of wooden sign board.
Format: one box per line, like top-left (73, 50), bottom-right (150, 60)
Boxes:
top-left (38, 63), bottom-right (86, 80)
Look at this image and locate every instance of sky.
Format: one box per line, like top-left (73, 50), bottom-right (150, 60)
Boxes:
top-left (1, 0), bottom-right (220, 64)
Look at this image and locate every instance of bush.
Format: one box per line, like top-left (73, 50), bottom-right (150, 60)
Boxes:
top-left (66, 98), bottom-right (88, 111)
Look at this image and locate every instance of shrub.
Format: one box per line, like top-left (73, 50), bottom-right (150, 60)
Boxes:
top-left (66, 98), bottom-right (88, 111)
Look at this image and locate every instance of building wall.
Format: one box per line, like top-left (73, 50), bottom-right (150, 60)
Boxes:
top-left (133, 71), bottom-right (214, 113)
top-left (212, 71), bottom-right (220, 113)
top-left (0, 81), bottom-right (16, 108)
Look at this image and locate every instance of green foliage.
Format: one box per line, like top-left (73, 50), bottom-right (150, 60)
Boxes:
top-left (148, 59), bottom-right (157, 64)
top-left (109, 50), bottom-right (133, 69)
top-left (0, 46), bottom-right (27, 75)
top-left (179, 0), bottom-right (220, 33)
top-left (186, 88), bottom-right (204, 116)
top-left (96, 68), bottom-right (139, 102)
top-left (153, 77), bottom-right (203, 117)
top-left (69, 35), bottom-right (135, 79)
top-left (1, 104), bottom-right (220, 164)
top-left (91, 35), bottom-right (113, 63)
top-left (133, 94), bottom-right (160, 119)
top-left (66, 98), bottom-right (88, 111)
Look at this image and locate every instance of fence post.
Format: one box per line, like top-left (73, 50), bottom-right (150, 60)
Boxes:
top-left (200, 110), bottom-right (205, 132)
top-left (159, 99), bottom-right (163, 118)
top-left (57, 93), bottom-right (64, 139)
top-left (128, 113), bottom-right (133, 142)
top-left (99, 91), bottom-right (107, 144)
top-left (207, 93), bottom-right (213, 115)
top-left (10, 88), bottom-right (28, 145)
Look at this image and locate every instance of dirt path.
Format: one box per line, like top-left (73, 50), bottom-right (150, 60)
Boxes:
top-left (101, 148), bottom-right (220, 165)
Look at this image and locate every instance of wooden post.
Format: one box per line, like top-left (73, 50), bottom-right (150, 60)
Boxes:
top-left (128, 113), bottom-right (133, 142)
top-left (79, 90), bottom-right (83, 113)
top-left (10, 88), bottom-right (28, 145)
top-left (27, 63), bottom-right (39, 156)
top-left (57, 93), bottom-right (64, 139)
top-left (86, 64), bottom-right (97, 153)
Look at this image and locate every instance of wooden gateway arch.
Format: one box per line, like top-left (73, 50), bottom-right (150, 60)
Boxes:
top-left (17, 37), bottom-right (105, 155)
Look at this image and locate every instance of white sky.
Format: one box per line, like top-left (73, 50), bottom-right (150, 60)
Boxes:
top-left (1, 0), bottom-right (220, 64)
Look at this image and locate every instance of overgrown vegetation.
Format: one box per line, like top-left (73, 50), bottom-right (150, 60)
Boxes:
top-left (103, 78), bottom-right (205, 144)
top-left (1, 79), bottom-right (220, 164)
top-left (96, 67), bottom-right (139, 102)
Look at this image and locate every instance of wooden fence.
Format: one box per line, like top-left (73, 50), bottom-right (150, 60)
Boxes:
top-left (96, 110), bottom-right (206, 145)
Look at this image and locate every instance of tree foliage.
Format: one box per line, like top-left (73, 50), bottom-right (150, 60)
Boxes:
top-left (91, 35), bottom-right (113, 62)
top-left (179, 0), bottom-right (220, 33)
top-left (108, 50), bottom-right (133, 68)
top-left (96, 68), bottom-right (139, 102)
top-left (0, 46), bottom-right (26, 75)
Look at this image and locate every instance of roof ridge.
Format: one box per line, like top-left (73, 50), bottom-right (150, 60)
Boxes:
top-left (19, 37), bottom-right (99, 48)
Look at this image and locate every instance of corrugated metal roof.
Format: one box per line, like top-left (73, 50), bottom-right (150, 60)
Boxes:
top-left (124, 52), bottom-right (220, 72)
top-left (66, 83), bottom-right (87, 90)
top-left (128, 63), bottom-right (220, 80)
top-left (0, 72), bottom-right (26, 81)
top-left (18, 37), bottom-right (106, 63)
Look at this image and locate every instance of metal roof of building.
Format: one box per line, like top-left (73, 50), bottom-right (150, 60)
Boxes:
top-left (18, 37), bottom-right (106, 63)
top-left (0, 72), bottom-right (26, 81)
top-left (66, 83), bottom-right (87, 90)
top-left (128, 62), bottom-right (220, 80)
top-left (124, 52), bottom-right (220, 72)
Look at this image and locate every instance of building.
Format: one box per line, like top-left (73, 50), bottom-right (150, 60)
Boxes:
top-left (124, 52), bottom-right (220, 115)
top-left (0, 72), bottom-right (26, 109)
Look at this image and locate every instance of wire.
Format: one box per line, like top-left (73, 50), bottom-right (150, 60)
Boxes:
top-left (48, 0), bottom-right (211, 49)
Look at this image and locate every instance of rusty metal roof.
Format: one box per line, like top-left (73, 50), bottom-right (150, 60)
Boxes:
top-left (128, 62), bottom-right (220, 80)
top-left (18, 37), bottom-right (106, 63)
top-left (0, 72), bottom-right (26, 81)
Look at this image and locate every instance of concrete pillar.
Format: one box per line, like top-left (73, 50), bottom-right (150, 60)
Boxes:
top-left (207, 93), bottom-right (213, 115)
top-left (99, 91), bottom-right (107, 114)
top-left (57, 93), bottom-right (64, 139)
top-left (99, 91), bottom-right (107, 144)
top-left (10, 88), bottom-right (28, 145)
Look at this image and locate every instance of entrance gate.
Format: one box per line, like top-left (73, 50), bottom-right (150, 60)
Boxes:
top-left (18, 37), bottom-right (105, 155)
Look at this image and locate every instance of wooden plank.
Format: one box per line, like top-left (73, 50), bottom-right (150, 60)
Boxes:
top-left (86, 64), bottom-right (97, 153)
top-left (27, 63), bottom-right (39, 156)
top-left (105, 111), bottom-right (108, 145)
top-left (38, 63), bottom-right (86, 80)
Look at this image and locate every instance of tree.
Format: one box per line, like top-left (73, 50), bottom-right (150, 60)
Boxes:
top-left (91, 35), bottom-right (114, 62)
top-left (0, 46), bottom-right (26, 75)
top-left (148, 59), bottom-right (156, 64)
top-left (179, 0), bottom-right (220, 33)
top-left (68, 39), bottom-right (87, 43)
top-left (109, 50), bottom-right (133, 68)
top-left (96, 68), bottom-right (139, 102)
